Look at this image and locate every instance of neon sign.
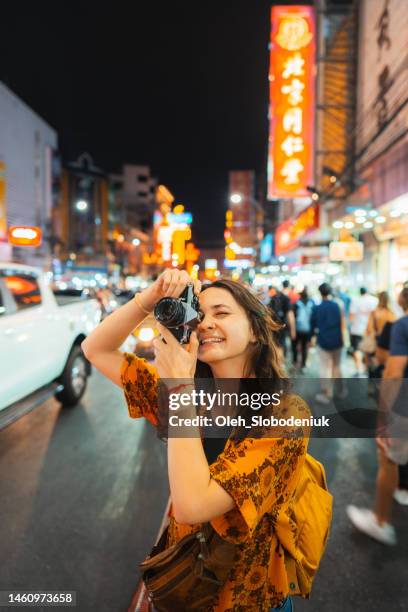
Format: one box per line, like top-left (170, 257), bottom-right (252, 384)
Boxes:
top-left (267, 6), bottom-right (316, 199)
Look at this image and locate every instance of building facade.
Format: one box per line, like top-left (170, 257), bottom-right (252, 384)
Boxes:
top-left (0, 82), bottom-right (57, 264)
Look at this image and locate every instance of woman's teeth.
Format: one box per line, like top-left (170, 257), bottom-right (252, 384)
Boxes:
top-left (200, 338), bottom-right (224, 345)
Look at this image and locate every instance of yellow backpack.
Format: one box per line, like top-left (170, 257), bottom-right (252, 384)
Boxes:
top-left (275, 453), bottom-right (333, 598)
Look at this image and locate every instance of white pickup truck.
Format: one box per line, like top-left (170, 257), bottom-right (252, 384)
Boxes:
top-left (0, 263), bottom-right (102, 427)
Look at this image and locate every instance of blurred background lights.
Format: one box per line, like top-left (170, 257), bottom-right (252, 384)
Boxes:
top-left (75, 199), bottom-right (88, 212)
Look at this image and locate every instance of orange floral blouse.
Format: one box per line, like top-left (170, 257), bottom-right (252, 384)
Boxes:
top-left (121, 353), bottom-right (310, 612)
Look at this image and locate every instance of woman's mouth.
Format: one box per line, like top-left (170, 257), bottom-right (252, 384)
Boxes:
top-left (199, 337), bottom-right (225, 348)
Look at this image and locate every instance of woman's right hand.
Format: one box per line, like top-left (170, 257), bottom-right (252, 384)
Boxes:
top-left (138, 269), bottom-right (202, 312)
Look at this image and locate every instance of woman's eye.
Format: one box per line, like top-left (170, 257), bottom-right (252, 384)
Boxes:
top-left (216, 312), bottom-right (229, 316)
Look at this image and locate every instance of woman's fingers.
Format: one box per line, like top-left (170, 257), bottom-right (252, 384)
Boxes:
top-left (193, 279), bottom-right (202, 295)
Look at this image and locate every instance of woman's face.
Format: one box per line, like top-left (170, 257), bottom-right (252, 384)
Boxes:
top-left (196, 287), bottom-right (256, 365)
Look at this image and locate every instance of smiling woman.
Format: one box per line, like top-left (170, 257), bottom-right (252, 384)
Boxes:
top-left (82, 269), bottom-right (325, 612)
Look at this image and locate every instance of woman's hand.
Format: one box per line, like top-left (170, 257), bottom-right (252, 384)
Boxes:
top-left (138, 269), bottom-right (201, 313)
top-left (153, 324), bottom-right (199, 380)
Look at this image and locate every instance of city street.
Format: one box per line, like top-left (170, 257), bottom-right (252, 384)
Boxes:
top-left (2, 2), bottom-right (408, 608)
top-left (0, 371), bottom-right (169, 612)
top-left (1, 357), bottom-right (407, 611)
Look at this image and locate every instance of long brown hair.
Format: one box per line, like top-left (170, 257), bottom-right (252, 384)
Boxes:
top-left (194, 278), bottom-right (286, 382)
top-left (378, 291), bottom-right (391, 311)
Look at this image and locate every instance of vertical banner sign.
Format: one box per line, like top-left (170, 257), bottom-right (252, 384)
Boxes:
top-left (267, 5), bottom-right (316, 199)
top-left (0, 162), bottom-right (6, 241)
top-left (228, 171), bottom-right (255, 248)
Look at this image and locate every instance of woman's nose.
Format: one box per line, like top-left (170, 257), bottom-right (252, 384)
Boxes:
top-left (198, 313), bottom-right (215, 331)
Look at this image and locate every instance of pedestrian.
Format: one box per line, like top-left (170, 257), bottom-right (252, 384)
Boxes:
top-left (347, 287), bottom-right (408, 544)
top-left (82, 269), bottom-right (329, 611)
top-left (372, 308), bottom-right (408, 507)
top-left (349, 287), bottom-right (378, 375)
top-left (310, 282), bottom-right (345, 404)
top-left (363, 291), bottom-right (396, 376)
top-left (268, 285), bottom-right (295, 357)
top-left (292, 288), bottom-right (314, 370)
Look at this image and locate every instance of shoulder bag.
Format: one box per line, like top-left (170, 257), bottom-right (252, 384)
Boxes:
top-left (139, 521), bottom-right (237, 612)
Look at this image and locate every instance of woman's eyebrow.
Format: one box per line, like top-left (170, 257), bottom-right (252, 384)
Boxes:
top-left (210, 303), bottom-right (232, 310)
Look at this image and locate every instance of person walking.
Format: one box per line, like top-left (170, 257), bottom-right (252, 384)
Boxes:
top-left (292, 288), bottom-right (314, 370)
top-left (363, 291), bottom-right (396, 377)
top-left (268, 285), bottom-right (295, 357)
top-left (347, 287), bottom-right (408, 544)
top-left (349, 287), bottom-right (378, 375)
top-left (81, 269), bottom-right (324, 611)
top-left (310, 283), bottom-right (345, 404)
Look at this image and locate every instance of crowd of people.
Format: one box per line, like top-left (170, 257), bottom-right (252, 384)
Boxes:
top-left (259, 278), bottom-right (408, 546)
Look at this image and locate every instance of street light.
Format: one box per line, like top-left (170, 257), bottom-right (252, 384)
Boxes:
top-left (132, 238), bottom-right (141, 246)
top-left (230, 193), bottom-right (242, 204)
top-left (76, 199), bottom-right (88, 212)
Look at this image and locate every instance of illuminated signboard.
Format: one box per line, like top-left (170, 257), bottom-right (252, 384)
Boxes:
top-left (329, 241), bottom-right (364, 262)
top-left (267, 5), bottom-right (316, 199)
top-left (167, 212), bottom-right (193, 225)
top-left (8, 226), bottom-right (42, 247)
top-left (275, 204), bottom-right (319, 255)
top-left (205, 259), bottom-right (217, 270)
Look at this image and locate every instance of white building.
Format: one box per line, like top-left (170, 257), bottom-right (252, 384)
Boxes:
top-left (0, 82), bottom-right (58, 263)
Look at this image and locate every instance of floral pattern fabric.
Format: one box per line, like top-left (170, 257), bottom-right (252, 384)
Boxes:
top-left (121, 353), bottom-right (310, 612)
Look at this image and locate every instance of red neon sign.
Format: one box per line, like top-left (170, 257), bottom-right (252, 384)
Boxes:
top-left (275, 204), bottom-right (319, 255)
top-left (267, 5), bottom-right (316, 199)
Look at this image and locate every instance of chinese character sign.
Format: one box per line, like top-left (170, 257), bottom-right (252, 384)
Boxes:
top-left (267, 6), bottom-right (316, 199)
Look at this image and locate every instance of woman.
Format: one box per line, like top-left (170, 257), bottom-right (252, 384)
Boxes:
top-left (82, 269), bottom-right (310, 611)
top-left (364, 291), bottom-right (396, 375)
top-left (366, 291), bottom-right (396, 338)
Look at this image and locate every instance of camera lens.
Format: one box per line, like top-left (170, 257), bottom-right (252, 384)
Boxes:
top-left (154, 297), bottom-right (185, 326)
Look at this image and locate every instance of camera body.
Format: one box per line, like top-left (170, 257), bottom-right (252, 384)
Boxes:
top-left (154, 284), bottom-right (202, 344)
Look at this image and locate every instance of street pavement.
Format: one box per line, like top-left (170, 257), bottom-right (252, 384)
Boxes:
top-left (0, 349), bottom-right (407, 611)
top-left (0, 373), bottom-right (169, 612)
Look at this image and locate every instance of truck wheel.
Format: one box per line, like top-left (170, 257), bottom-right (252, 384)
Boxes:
top-left (56, 346), bottom-right (88, 407)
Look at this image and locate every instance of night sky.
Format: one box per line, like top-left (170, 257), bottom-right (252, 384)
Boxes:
top-left (2, 1), bottom-right (277, 245)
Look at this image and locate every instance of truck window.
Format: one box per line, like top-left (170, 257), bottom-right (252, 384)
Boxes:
top-left (0, 272), bottom-right (42, 310)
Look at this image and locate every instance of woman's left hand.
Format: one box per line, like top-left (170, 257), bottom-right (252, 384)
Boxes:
top-left (153, 323), bottom-right (199, 380)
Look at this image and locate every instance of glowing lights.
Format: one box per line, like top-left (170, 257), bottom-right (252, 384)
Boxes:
top-left (355, 217), bottom-right (366, 224)
top-left (354, 209), bottom-right (367, 217)
top-left (267, 5), bottom-right (316, 198)
top-left (230, 193), bottom-right (242, 204)
top-left (375, 216), bottom-right (386, 224)
top-left (363, 221), bottom-right (374, 229)
top-left (173, 204), bottom-right (185, 214)
top-left (390, 209), bottom-right (401, 218)
top-left (275, 203), bottom-right (319, 255)
top-left (132, 238), bottom-right (141, 246)
top-left (138, 327), bottom-right (155, 343)
top-left (8, 226), bottom-right (42, 247)
top-left (75, 200), bottom-right (88, 212)
top-left (332, 221), bottom-right (344, 229)
top-left (311, 192), bottom-right (319, 201)
top-left (344, 221), bottom-right (355, 229)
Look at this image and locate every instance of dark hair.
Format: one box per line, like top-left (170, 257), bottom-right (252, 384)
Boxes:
top-left (360, 287), bottom-right (367, 295)
top-left (300, 288), bottom-right (309, 303)
top-left (282, 279), bottom-right (290, 289)
top-left (195, 278), bottom-right (286, 381)
top-left (318, 282), bottom-right (331, 297)
top-left (399, 287), bottom-right (408, 311)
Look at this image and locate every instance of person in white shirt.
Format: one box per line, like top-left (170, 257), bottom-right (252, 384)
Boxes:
top-left (349, 287), bottom-right (378, 375)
